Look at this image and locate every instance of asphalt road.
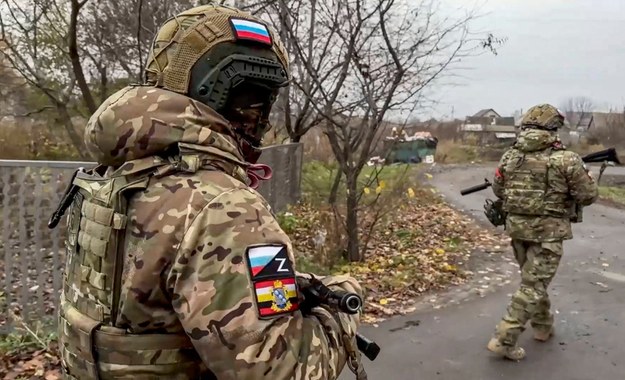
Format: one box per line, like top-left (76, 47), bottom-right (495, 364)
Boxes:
top-left (340, 164), bottom-right (625, 380)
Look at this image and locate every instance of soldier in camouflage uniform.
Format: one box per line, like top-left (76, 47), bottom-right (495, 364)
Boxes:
top-left (486, 104), bottom-right (598, 360)
top-left (54, 5), bottom-right (366, 380)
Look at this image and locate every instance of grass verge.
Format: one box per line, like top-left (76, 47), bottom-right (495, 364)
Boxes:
top-left (0, 314), bottom-right (61, 380)
top-left (599, 186), bottom-right (625, 207)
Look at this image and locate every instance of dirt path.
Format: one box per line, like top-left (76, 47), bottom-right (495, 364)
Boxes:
top-left (340, 164), bottom-right (625, 380)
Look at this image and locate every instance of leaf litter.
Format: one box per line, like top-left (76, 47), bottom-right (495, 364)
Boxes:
top-left (287, 187), bottom-right (510, 324)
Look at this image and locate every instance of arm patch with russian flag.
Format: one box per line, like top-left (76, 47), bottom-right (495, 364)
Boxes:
top-left (229, 18), bottom-right (272, 46)
top-left (245, 244), bottom-right (299, 319)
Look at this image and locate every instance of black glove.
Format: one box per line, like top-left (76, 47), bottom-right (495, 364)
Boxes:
top-left (484, 198), bottom-right (506, 227)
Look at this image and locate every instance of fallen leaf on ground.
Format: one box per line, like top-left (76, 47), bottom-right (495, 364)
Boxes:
top-left (286, 190), bottom-right (509, 322)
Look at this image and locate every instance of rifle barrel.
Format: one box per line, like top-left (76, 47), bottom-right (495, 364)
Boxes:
top-left (297, 276), bottom-right (380, 361)
top-left (460, 181), bottom-right (491, 196)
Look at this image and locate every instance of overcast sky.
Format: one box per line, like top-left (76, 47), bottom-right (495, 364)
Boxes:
top-left (427, 0), bottom-right (625, 120)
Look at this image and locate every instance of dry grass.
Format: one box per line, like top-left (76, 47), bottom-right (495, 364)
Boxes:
top-left (435, 140), bottom-right (479, 163)
top-left (434, 139), bottom-right (505, 164)
top-left (599, 186), bottom-right (625, 206)
top-left (434, 138), bottom-right (620, 165)
top-left (568, 141), bottom-right (607, 157)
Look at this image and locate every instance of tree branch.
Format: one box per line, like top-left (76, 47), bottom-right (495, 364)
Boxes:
top-left (69, 0), bottom-right (97, 114)
top-left (0, 105), bottom-right (54, 118)
top-left (136, 0), bottom-right (144, 82)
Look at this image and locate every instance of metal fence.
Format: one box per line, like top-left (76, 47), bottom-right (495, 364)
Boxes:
top-left (0, 143), bottom-right (302, 332)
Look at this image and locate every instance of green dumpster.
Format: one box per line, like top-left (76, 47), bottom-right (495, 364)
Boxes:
top-left (384, 138), bottom-right (438, 164)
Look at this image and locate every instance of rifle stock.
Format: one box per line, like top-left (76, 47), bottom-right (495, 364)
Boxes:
top-left (581, 147), bottom-right (621, 165)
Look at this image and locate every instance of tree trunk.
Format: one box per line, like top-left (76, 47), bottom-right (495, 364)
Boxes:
top-left (328, 169), bottom-right (342, 204)
top-left (345, 172), bottom-right (361, 262)
top-left (291, 133), bottom-right (301, 143)
top-left (100, 67), bottom-right (109, 104)
top-left (278, 0), bottom-right (295, 143)
top-left (69, 0), bottom-right (97, 115)
top-left (57, 104), bottom-right (89, 160)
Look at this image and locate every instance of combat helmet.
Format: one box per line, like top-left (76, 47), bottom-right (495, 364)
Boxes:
top-left (144, 5), bottom-right (290, 161)
top-left (520, 104), bottom-right (565, 131)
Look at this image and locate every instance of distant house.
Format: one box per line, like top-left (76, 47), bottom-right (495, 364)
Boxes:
top-left (561, 111), bottom-right (625, 144)
top-left (564, 111), bottom-right (624, 131)
top-left (461, 109), bottom-right (517, 145)
top-left (472, 108), bottom-right (500, 118)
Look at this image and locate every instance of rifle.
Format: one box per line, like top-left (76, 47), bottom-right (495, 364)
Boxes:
top-left (572, 148), bottom-right (621, 222)
top-left (581, 147), bottom-right (621, 183)
top-left (459, 147), bottom-right (622, 196)
top-left (296, 275), bottom-right (381, 362)
top-left (459, 147), bottom-right (622, 223)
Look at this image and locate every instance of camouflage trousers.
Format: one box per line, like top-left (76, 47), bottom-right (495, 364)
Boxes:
top-left (495, 239), bottom-right (563, 346)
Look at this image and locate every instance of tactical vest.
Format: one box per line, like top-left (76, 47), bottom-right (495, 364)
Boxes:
top-left (57, 167), bottom-right (210, 380)
top-left (502, 148), bottom-right (570, 217)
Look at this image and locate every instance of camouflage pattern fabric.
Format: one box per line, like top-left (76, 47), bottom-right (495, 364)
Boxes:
top-left (520, 104), bottom-right (565, 131)
top-left (489, 125), bottom-right (598, 349)
top-left (492, 128), bottom-right (598, 242)
top-left (494, 240), bottom-right (563, 345)
top-left (57, 84), bottom-right (364, 380)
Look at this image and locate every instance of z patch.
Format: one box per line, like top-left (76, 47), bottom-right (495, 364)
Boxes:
top-left (245, 244), bottom-right (299, 318)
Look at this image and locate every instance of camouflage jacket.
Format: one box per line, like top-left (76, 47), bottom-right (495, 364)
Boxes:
top-left (492, 129), bottom-right (598, 242)
top-left (75, 85), bottom-right (363, 379)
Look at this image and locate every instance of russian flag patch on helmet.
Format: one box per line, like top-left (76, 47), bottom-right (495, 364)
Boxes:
top-left (230, 18), bottom-right (272, 45)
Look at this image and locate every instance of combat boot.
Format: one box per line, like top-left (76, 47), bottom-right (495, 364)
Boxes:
top-left (487, 337), bottom-right (526, 361)
top-left (533, 326), bottom-right (554, 342)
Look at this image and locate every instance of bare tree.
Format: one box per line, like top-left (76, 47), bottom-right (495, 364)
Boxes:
top-left (79, 0), bottom-right (200, 87)
top-left (0, 0), bottom-right (89, 157)
top-left (560, 96), bottom-right (595, 130)
top-left (0, 0), bottom-right (202, 158)
top-left (587, 106), bottom-right (625, 149)
top-left (69, 0), bottom-right (97, 115)
top-left (236, 0), bottom-right (328, 143)
top-left (0, 40), bottom-right (28, 117)
top-left (270, 0), bottom-right (501, 261)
